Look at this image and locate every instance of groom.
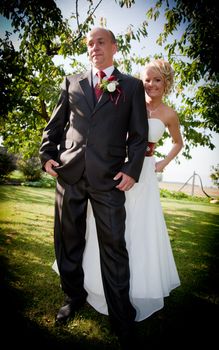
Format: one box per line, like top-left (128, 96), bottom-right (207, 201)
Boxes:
top-left (39, 27), bottom-right (148, 348)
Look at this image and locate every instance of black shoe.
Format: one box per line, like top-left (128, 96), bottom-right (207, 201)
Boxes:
top-left (56, 295), bottom-right (86, 324)
top-left (56, 296), bottom-right (76, 324)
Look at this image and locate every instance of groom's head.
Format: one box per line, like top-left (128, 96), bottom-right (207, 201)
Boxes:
top-left (86, 27), bottom-right (117, 70)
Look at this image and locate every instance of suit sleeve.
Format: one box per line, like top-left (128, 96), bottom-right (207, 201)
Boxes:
top-left (121, 79), bottom-right (148, 181)
top-left (39, 77), bottom-right (69, 168)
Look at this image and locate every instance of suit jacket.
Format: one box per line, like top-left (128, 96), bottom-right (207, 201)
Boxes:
top-left (39, 68), bottom-right (148, 190)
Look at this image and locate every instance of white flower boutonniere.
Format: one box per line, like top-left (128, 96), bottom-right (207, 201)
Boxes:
top-left (106, 81), bottom-right (118, 92)
top-left (99, 75), bottom-right (124, 105)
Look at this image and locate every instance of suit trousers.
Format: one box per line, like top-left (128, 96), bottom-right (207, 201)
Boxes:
top-left (54, 171), bottom-right (136, 332)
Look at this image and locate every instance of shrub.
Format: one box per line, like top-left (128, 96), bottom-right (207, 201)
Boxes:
top-left (159, 188), bottom-right (211, 203)
top-left (21, 173), bottom-right (56, 188)
top-left (0, 147), bottom-right (17, 181)
top-left (18, 156), bottom-right (43, 181)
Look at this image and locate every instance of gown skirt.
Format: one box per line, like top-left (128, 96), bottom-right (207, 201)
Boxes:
top-left (81, 155), bottom-right (180, 321)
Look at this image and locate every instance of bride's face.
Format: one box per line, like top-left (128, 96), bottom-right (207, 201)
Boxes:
top-left (143, 68), bottom-right (165, 98)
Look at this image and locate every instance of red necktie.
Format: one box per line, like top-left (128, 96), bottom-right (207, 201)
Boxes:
top-left (94, 70), bottom-right (106, 100)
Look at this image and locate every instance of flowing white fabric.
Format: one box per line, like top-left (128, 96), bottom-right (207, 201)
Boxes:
top-left (82, 118), bottom-right (180, 321)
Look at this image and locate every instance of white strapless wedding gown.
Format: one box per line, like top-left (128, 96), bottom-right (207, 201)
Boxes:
top-left (53, 118), bottom-right (180, 321)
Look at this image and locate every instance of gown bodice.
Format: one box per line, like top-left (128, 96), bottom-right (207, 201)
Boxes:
top-left (148, 118), bottom-right (165, 143)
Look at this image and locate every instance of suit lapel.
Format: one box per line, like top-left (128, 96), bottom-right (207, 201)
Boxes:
top-left (79, 71), bottom-right (95, 111)
top-left (94, 92), bottom-right (110, 112)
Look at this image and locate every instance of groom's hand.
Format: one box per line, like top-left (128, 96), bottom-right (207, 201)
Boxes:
top-left (114, 172), bottom-right (135, 191)
top-left (44, 159), bottom-right (59, 177)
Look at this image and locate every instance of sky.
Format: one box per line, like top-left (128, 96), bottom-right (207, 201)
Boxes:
top-left (1, 0), bottom-right (218, 188)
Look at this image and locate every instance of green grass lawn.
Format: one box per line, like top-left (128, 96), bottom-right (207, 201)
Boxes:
top-left (0, 185), bottom-right (218, 349)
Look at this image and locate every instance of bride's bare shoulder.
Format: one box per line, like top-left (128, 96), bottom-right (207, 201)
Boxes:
top-left (159, 104), bottom-right (178, 126)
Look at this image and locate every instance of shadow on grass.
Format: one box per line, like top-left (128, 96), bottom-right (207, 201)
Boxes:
top-left (0, 254), bottom-right (118, 350)
top-left (0, 226), bottom-right (118, 349)
top-left (138, 293), bottom-right (218, 347)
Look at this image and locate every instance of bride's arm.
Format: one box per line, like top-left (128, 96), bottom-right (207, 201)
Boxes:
top-left (155, 110), bottom-right (184, 173)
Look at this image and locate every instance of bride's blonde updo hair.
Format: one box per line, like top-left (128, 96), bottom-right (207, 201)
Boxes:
top-left (143, 59), bottom-right (175, 96)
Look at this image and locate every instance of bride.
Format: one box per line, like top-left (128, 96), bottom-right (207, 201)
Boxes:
top-left (53, 59), bottom-right (184, 321)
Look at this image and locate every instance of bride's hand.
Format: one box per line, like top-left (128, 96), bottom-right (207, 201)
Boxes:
top-left (155, 160), bottom-right (166, 173)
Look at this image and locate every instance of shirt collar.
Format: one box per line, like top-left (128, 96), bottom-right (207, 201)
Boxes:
top-left (92, 66), bottom-right (114, 80)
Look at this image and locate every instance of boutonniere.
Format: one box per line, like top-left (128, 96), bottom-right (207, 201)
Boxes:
top-left (99, 75), bottom-right (124, 105)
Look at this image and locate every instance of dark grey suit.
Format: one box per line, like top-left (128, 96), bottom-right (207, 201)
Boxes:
top-left (39, 67), bottom-right (148, 333)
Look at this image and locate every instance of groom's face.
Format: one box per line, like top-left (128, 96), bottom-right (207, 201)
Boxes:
top-left (86, 28), bottom-right (117, 70)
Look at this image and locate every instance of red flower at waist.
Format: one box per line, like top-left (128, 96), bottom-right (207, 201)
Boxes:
top-left (145, 142), bottom-right (156, 157)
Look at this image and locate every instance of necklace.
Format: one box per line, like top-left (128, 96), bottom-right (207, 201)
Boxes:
top-left (147, 102), bottom-right (162, 117)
